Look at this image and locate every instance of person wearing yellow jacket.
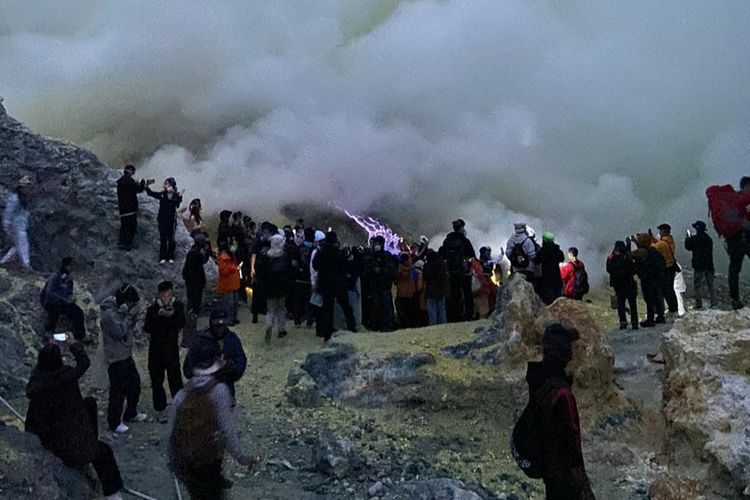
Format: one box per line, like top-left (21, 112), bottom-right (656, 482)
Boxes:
top-left (651, 224), bottom-right (679, 314)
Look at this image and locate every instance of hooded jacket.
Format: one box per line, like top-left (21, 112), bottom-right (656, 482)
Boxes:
top-left (363, 249), bottom-right (398, 293)
top-left (183, 329), bottom-right (247, 389)
top-left (312, 241), bottom-right (347, 296)
top-left (606, 251), bottom-right (637, 293)
top-left (25, 343), bottom-right (98, 466)
top-left (535, 241), bottom-right (564, 287)
top-left (42, 272), bottom-right (74, 307)
top-left (560, 260), bottom-right (585, 299)
top-left (652, 235), bottom-right (676, 268)
top-left (216, 251), bottom-right (241, 293)
top-left (506, 232), bottom-right (537, 270)
top-left (183, 243), bottom-right (209, 289)
top-left (684, 231), bottom-right (714, 272)
top-left (422, 258), bottom-right (448, 299)
top-left (255, 235), bottom-right (294, 298)
top-left (100, 296), bottom-right (137, 365)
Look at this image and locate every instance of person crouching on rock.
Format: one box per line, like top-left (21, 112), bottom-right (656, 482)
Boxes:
top-left (26, 340), bottom-right (125, 500)
top-left (527, 323), bottom-right (595, 500)
top-left (1, 175), bottom-right (34, 268)
top-left (144, 281), bottom-right (185, 423)
top-left (40, 257), bottom-right (87, 341)
top-left (169, 341), bottom-right (261, 500)
top-left (183, 307), bottom-right (247, 399)
top-left (100, 284), bottom-right (147, 434)
top-left (146, 177), bottom-right (183, 264)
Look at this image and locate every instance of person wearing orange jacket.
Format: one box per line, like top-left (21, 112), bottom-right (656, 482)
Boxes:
top-left (216, 241), bottom-right (241, 325)
top-left (651, 224), bottom-right (679, 314)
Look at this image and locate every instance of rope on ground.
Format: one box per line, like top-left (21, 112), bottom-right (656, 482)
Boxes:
top-left (0, 393), bottom-right (26, 423)
top-left (173, 475), bottom-right (183, 500)
top-left (124, 486), bottom-right (159, 500)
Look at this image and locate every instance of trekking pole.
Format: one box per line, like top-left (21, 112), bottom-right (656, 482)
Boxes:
top-left (124, 487), bottom-right (159, 500)
top-left (173, 475), bottom-right (183, 500)
top-left (0, 393), bottom-right (25, 423)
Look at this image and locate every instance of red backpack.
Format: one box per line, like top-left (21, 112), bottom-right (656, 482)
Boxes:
top-left (706, 185), bottom-right (750, 238)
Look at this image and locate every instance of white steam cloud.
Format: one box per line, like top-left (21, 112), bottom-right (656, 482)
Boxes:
top-left (2, 0), bottom-right (750, 281)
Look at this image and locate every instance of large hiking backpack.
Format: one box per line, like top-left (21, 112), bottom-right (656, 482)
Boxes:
top-left (573, 267), bottom-right (589, 298)
top-left (170, 380), bottom-right (223, 479)
top-left (509, 239), bottom-right (530, 269)
top-left (443, 237), bottom-right (467, 275)
top-left (510, 377), bottom-right (569, 478)
top-left (706, 185), bottom-right (750, 238)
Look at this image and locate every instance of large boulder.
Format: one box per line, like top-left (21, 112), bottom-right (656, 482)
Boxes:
top-left (660, 309), bottom-right (750, 496)
top-left (0, 423), bottom-right (96, 499)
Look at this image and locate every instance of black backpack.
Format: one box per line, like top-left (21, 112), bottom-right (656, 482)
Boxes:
top-left (444, 237), bottom-right (467, 275)
top-left (510, 377), bottom-right (569, 478)
top-left (509, 239), bottom-right (531, 269)
top-left (573, 267), bottom-right (589, 297)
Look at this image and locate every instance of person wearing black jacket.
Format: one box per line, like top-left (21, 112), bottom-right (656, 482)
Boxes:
top-left (313, 231), bottom-right (356, 341)
top-left (634, 233), bottom-right (665, 327)
top-left (144, 281), bottom-right (185, 420)
top-left (146, 177), bottom-right (183, 264)
top-left (362, 236), bottom-right (397, 332)
top-left (535, 233), bottom-right (565, 305)
top-left (685, 220), bottom-right (716, 309)
top-left (41, 257), bottom-right (86, 341)
top-left (26, 340), bottom-right (124, 499)
top-left (439, 219), bottom-right (476, 322)
top-left (606, 241), bottom-right (639, 330)
top-left (293, 228), bottom-right (315, 327)
top-left (182, 234), bottom-right (210, 347)
top-left (116, 164), bottom-right (145, 251)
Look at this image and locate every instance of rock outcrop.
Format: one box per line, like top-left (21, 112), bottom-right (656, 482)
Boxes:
top-left (0, 423), bottom-right (96, 499)
top-left (661, 309), bottom-right (750, 496)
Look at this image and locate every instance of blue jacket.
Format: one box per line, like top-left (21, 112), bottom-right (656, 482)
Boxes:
top-left (182, 329), bottom-right (247, 395)
top-left (41, 272), bottom-right (74, 308)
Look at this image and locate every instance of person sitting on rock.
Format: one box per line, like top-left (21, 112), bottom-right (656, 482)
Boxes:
top-left (144, 281), bottom-right (185, 423)
top-left (116, 164), bottom-right (146, 251)
top-left (169, 341), bottom-right (261, 500)
top-left (606, 241), bottom-right (639, 330)
top-left (1, 175), bottom-right (34, 268)
top-left (526, 323), bottom-right (595, 500)
top-left (685, 220), bottom-right (717, 310)
top-left (100, 284), bottom-right (147, 434)
top-left (145, 177), bottom-right (183, 264)
top-left (183, 307), bottom-right (247, 399)
top-left (26, 339), bottom-right (125, 500)
top-left (40, 257), bottom-right (87, 341)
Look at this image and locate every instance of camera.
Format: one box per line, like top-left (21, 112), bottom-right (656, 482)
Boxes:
top-left (145, 179), bottom-right (156, 186)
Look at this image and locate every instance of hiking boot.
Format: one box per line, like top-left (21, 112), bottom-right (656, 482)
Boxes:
top-left (278, 330), bottom-right (288, 339)
top-left (114, 423), bottom-right (129, 434)
top-left (264, 327), bottom-right (272, 344)
top-left (619, 322), bottom-right (628, 330)
top-left (654, 316), bottom-right (666, 324)
top-left (640, 319), bottom-right (656, 328)
top-left (631, 324), bottom-right (639, 331)
top-left (252, 314), bottom-right (259, 324)
top-left (732, 300), bottom-right (744, 310)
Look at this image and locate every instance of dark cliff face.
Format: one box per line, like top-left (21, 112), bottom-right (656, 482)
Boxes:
top-left (0, 101), bottom-right (193, 294)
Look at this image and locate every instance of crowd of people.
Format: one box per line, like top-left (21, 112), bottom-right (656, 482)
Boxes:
top-left (4, 167), bottom-right (748, 500)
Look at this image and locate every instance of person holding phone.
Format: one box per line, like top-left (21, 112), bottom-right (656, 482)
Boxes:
top-left (116, 164), bottom-right (147, 252)
top-left (40, 257), bottom-right (87, 341)
top-left (26, 336), bottom-right (125, 500)
top-left (145, 177), bottom-right (183, 264)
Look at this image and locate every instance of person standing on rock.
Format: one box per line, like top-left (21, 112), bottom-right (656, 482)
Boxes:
top-left (100, 284), bottom-right (147, 434)
top-left (440, 219), bottom-right (476, 322)
top-left (535, 232), bottom-right (565, 305)
top-left (183, 308), bottom-right (247, 399)
top-left (146, 177), bottom-right (183, 264)
top-left (685, 220), bottom-right (717, 310)
top-left (506, 222), bottom-right (538, 285)
top-left (560, 248), bottom-right (587, 301)
top-left (182, 233), bottom-right (210, 347)
top-left (40, 257), bottom-right (87, 341)
top-left (169, 341), bottom-right (261, 500)
top-left (526, 323), bottom-right (595, 500)
top-left (116, 164), bottom-right (146, 251)
top-left (606, 241), bottom-right (639, 330)
top-left (255, 233), bottom-right (294, 343)
top-left (633, 233), bottom-right (666, 327)
top-left (144, 281), bottom-right (185, 422)
top-left (651, 224), bottom-right (679, 315)
top-left (1, 175), bottom-right (34, 268)
top-left (26, 340), bottom-right (125, 500)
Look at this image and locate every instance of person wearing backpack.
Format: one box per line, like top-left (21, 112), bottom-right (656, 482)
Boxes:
top-left (506, 222), bottom-right (538, 284)
top-left (651, 224), bottom-right (679, 315)
top-left (293, 228), bottom-right (316, 327)
top-left (606, 241), bottom-right (638, 330)
top-left (633, 233), bottom-right (666, 327)
top-left (41, 257), bottom-right (87, 341)
top-left (535, 232), bottom-right (565, 305)
top-left (255, 234), bottom-right (294, 343)
top-left (722, 177), bottom-right (750, 309)
top-left (685, 220), bottom-right (717, 310)
top-left (560, 248), bottom-right (588, 300)
top-left (169, 341), bottom-right (261, 500)
top-left (439, 219), bottom-right (476, 322)
top-left (313, 231), bottom-right (357, 342)
top-left (512, 323), bottom-right (595, 499)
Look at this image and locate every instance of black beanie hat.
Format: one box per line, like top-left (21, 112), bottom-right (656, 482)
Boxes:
top-left (158, 281), bottom-right (173, 293)
top-left (37, 344), bottom-right (63, 372)
top-left (115, 284), bottom-right (140, 306)
top-left (60, 257), bottom-right (73, 273)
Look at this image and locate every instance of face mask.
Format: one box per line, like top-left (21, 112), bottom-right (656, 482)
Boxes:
top-left (166, 186), bottom-right (174, 193)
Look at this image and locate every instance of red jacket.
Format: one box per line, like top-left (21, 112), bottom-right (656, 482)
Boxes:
top-left (560, 260), bottom-right (585, 299)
